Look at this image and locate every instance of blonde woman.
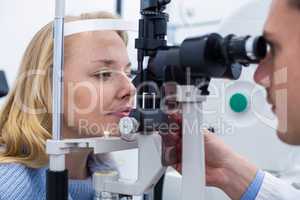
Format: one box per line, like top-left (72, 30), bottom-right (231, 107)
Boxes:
top-left (0, 11), bottom-right (135, 200)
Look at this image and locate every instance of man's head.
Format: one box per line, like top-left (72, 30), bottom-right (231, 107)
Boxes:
top-left (254, 0), bottom-right (300, 145)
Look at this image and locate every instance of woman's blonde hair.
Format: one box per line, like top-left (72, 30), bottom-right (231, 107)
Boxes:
top-left (0, 11), bottom-right (128, 168)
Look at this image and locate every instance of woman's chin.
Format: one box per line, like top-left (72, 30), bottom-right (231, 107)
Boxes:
top-left (78, 130), bottom-right (120, 138)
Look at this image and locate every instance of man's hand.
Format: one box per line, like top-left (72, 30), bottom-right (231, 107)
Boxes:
top-left (203, 130), bottom-right (258, 199)
top-left (161, 82), bottom-right (258, 199)
top-left (175, 129), bottom-right (258, 200)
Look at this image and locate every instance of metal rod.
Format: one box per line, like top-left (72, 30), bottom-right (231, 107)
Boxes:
top-left (179, 85), bottom-right (206, 200)
top-left (52, 0), bottom-right (65, 140)
top-left (116, 0), bottom-right (122, 16)
top-left (46, 2), bottom-right (69, 199)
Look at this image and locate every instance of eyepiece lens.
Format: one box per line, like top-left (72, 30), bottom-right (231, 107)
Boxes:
top-left (253, 36), bottom-right (267, 60)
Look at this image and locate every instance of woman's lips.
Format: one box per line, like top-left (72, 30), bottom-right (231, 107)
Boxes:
top-left (108, 107), bottom-right (132, 118)
top-left (110, 111), bottom-right (131, 118)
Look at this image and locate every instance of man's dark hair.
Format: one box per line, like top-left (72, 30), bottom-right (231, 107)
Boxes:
top-left (289, 0), bottom-right (300, 9)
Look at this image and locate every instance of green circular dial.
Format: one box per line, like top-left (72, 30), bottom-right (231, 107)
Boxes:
top-left (229, 93), bottom-right (248, 113)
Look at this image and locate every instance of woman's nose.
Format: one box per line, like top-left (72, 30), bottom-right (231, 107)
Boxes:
top-left (117, 74), bottom-right (136, 100)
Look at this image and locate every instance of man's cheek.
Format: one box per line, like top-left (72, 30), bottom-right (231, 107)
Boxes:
top-left (274, 88), bottom-right (288, 133)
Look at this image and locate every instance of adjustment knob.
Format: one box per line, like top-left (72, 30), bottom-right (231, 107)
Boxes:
top-left (119, 117), bottom-right (139, 141)
top-left (229, 93), bottom-right (249, 113)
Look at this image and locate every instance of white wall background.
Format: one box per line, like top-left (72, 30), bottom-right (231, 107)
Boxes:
top-left (0, 0), bottom-right (248, 85)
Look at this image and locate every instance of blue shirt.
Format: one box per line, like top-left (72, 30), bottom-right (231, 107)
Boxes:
top-left (240, 170), bottom-right (265, 200)
top-left (0, 163), bottom-right (94, 200)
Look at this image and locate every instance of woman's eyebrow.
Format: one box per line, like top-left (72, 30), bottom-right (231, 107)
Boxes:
top-left (91, 59), bottom-right (131, 68)
top-left (91, 59), bottom-right (132, 72)
top-left (91, 59), bottom-right (115, 65)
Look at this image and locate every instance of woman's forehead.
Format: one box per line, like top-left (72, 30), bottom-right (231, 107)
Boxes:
top-left (65, 30), bottom-right (127, 58)
top-left (66, 30), bottom-right (124, 48)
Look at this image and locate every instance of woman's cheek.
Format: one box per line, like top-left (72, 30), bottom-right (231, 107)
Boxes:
top-left (75, 88), bottom-right (95, 110)
top-left (97, 84), bottom-right (117, 114)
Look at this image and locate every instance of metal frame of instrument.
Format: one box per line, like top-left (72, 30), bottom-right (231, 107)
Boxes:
top-left (47, 0), bottom-right (206, 199)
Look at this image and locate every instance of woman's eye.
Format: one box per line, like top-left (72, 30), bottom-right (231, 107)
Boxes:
top-left (95, 71), bottom-right (112, 81)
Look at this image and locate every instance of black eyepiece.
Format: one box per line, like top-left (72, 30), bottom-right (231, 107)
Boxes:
top-left (225, 35), bottom-right (268, 65)
top-left (252, 36), bottom-right (268, 61)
